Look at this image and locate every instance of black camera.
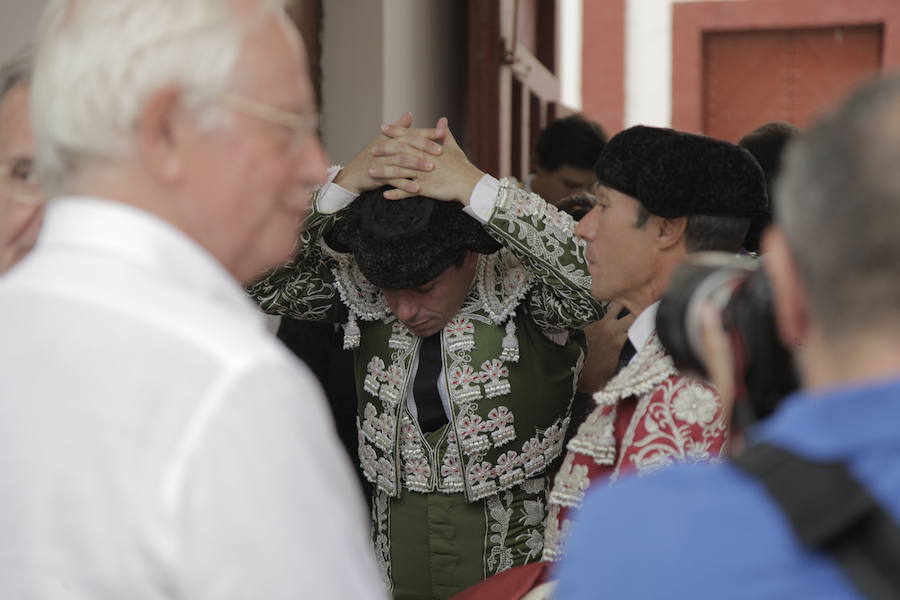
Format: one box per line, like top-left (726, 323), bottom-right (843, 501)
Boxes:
top-left (656, 253), bottom-right (799, 426)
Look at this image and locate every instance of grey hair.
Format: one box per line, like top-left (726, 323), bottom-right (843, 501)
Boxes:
top-left (634, 202), bottom-right (750, 253)
top-left (0, 49), bottom-right (32, 101)
top-left (776, 75), bottom-right (900, 337)
top-left (31, 0), bottom-right (289, 195)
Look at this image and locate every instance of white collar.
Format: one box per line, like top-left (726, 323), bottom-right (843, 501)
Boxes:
top-left (39, 196), bottom-right (261, 322)
top-left (627, 301), bottom-right (660, 358)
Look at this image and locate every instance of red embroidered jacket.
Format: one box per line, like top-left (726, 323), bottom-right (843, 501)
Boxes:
top-left (543, 332), bottom-right (728, 559)
top-left (452, 332), bottom-right (728, 600)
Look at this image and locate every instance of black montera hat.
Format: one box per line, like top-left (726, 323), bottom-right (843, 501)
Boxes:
top-left (594, 126), bottom-right (768, 218)
top-left (324, 186), bottom-right (502, 290)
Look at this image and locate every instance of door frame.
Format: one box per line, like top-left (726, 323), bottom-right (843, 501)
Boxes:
top-left (671, 0), bottom-right (900, 133)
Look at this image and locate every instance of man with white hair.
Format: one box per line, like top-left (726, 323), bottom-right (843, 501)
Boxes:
top-left (0, 0), bottom-right (394, 597)
top-left (0, 51), bottom-right (43, 273)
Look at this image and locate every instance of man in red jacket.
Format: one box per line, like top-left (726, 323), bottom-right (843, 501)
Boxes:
top-left (455, 126), bottom-right (768, 599)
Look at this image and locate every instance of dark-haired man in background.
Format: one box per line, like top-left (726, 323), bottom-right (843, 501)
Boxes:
top-left (527, 114), bottom-right (607, 206)
top-left (738, 121), bottom-right (801, 254)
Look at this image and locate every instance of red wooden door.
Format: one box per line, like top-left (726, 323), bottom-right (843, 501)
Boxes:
top-left (468, 0), bottom-right (563, 179)
top-left (703, 25), bottom-right (883, 142)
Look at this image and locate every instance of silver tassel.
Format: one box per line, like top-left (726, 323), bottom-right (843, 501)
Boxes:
top-left (500, 319), bottom-right (520, 363)
top-left (343, 314), bottom-right (361, 349)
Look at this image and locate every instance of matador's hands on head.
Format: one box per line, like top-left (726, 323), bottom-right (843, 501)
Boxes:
top-left (334, 112), bottom-right (445, 195)
top-left (376, 117), bottom-right (486, 206)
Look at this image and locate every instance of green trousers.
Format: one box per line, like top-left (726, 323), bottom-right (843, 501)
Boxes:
top-left (372, 435), bottom-right (549, 599)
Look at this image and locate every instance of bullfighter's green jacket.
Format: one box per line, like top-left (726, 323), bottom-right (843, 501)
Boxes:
top-left (249, 177), bottom-right (604, 598)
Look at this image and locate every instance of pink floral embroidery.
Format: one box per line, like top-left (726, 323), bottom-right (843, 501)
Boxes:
top-left (488, 406), bottom-right (514, 426)
top-left (449, 365), bottom-right (478, 388)
top-left (367, 356), bottom-right (386, 378)
top-left (445, 318), bottom-right (475, 336)
top-left (458, 414), bottom-right (485, 438)
top-left (405, 457), bottom-right (430, 477)
top-left (481, 358), bottom-right (509, 380)
top-left (384, 364), bottom-right (404, 387)
top-left (544, 207), bottom-right (573, 234)
top-left (400, 422), bottom-right (418, 442)
top-left (378, 413), bottom-right (395, 435)
top-left (440, 455), bottom-right (461, 478)
top-left (468, 461), bottom-right (495, 483)
top-left (495, 451), bottom-right (520, 474)
top-left (376, 457), bottom-right (393, 478)
top-left (508, 194), bottom-right (541, 217)
top-left (522, 439), bottom-right (542, 460)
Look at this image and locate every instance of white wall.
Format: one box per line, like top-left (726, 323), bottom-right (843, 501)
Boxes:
top-left (383, 0), bottom-right (466, 139)
top-left (320, 0), bottom-right (386, 165)
top-left (4, 0), bottom-right (466, 166)
top-left (560, 0), bottom-right (583, 110)
top-left (624, 0), bottom-right (744, 128)
top-left (321, 0), bottom-right (466, 165)
top-left (0, 0), bottom-right (48, 63)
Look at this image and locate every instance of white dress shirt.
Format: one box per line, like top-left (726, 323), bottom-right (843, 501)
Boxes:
top-left (0, 197), bottom-right (385, 599)
top-left (626, 301), bottom-right (661, 367)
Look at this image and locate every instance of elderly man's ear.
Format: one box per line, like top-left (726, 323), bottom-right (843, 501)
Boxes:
top-left (136, 86), bottom-right (188, 184)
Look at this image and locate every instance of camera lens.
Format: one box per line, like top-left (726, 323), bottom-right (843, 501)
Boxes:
top-left (657, 252), bottom-right (799, 427)
top-left (657, 253), bottom-right (757, 378)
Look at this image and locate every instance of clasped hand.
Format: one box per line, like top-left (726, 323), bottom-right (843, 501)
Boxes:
top-left (335, 113), bottom-right (485, 205)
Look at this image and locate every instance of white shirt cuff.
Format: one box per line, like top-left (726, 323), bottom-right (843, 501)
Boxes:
top-left (316, 167), bottom-right (358, 214)
top-left (463, 175), bottom-right (500, 224)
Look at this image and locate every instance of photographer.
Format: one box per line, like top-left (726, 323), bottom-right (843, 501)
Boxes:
top-left (556, 77), bottom-right (900, 599)
top-left (655, 252), bottom-right (800, 449)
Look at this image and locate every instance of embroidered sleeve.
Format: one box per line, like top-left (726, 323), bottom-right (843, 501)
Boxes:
top-left (667, 379), bottom-right (730, 461)
top-left (247, 200), bottom-right (348, 324)
top-left (484, 179), bottom-right (604, 332)
top-left (615, 376), bottom-right (730, 480)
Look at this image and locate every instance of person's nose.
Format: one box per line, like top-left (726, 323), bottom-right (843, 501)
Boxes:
top-left (295, 136), bottom-right (329, 188)
top-left (575, 206), bottom-right (600, 241)
top-left (393, 293), bottom-right (420, 324)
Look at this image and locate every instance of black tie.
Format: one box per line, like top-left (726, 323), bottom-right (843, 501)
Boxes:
top-left (616, 338), bottom-right (636, 374)
top-left (413, 333), bottom-right (448, 432)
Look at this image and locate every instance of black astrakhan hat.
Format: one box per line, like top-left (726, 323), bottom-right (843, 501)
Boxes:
top-left (594, 125), bottom-right (768, 218)
top-left (324, 186), bottom-right (502, 290)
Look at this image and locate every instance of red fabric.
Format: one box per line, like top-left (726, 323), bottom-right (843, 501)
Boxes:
top-left (452, 374), bottom-right (729, 600)
top-left (450, 561), bottom-right (552, 600)
top-left (552, 397), bottom-right (638, 530)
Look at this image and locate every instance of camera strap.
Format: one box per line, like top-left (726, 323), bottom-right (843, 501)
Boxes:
top-left (733, 443), bottom-right (900, 600)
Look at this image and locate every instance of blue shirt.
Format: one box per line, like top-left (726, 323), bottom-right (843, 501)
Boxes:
top-left (555, 378), bottom-right (900, 599)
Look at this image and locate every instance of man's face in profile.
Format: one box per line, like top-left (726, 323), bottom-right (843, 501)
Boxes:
top-left (576, 185), bottom-right (659, 304)
top-left (175, 11), bottom-right (328, 282)
top-left (0, 82), bottom-right (42, 273)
